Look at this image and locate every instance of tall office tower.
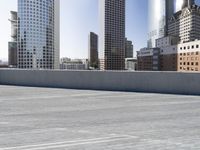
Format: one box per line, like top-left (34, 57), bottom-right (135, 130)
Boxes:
top-left (148, 0), bottom-right (174, 48)
top-left (125, 38), bottom-right (134, 58)
top-left (88, 32), bottom-right (98, 69)
top-left (17, 0), bottom-right (60, 69)
top-left (182, 0), bottom-right (195, 9)
top-left (8, 11), bottom-right (18, 68)
top-left (168, 2), bottom-right (200, 43)
top-left (99, 0), bottom-right (126, 70)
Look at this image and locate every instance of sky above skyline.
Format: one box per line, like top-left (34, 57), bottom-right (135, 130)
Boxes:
top-left (0, 0), bottom-right (200, 61)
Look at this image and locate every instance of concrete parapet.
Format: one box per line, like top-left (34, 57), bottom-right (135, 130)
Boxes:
top-left (0, 69), bottom-right (200, 95)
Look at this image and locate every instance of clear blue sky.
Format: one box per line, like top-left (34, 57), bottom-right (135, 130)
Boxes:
top-left (0, 0), bottom-right (200, 61)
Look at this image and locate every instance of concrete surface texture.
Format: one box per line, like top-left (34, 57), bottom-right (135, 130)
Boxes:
top-left (0, 69), bottom-right (200, 95)
top-left (0, 85), bottom-right (200, 149)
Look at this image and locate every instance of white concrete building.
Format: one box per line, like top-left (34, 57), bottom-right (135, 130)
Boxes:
top-left (60, 59), bottom-right (89, 70)
top-left (125, 58), bottom-right (137, 71)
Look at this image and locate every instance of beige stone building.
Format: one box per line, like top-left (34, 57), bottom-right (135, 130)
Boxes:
top-left (177, 40), bottom-right (200, 71)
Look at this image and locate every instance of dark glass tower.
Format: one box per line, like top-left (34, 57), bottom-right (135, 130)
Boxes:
top-left (99, 0), bottom-right (126, 70)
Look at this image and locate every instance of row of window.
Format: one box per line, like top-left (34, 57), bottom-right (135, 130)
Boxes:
top-left (180, 45), bottom-right (200, 50)
top-left (180, 67), bottom-right (199, 71)
top-left (180, 62), bottom-right (199, 66)
top-left (180, 52), bottom-right (199, 55)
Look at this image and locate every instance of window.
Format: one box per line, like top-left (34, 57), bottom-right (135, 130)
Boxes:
top-left (192, 45), bottom-right (194, 49)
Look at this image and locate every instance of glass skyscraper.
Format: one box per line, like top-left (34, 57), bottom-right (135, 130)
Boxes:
top-left (8, 11), bottom-right (18, 67)
top-left (182, 0), bottom-right (195, 8)
top-left (148, 0), bottom-right (174, 48)
top-left (17, 0), bottom-right (60, 69)
top-left (99, 0), bottom-right (126, 70)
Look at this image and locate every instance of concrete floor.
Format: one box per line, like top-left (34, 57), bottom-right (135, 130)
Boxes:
top-left (0, 85), bottom-right (200, 150)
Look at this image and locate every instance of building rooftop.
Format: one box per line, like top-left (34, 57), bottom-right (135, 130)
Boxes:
top-left (0, 85), bottom-right (200, 149)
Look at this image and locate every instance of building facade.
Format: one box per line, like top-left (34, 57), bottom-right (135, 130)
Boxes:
top-left (125, 58), bottom-right (137, 70)
top-left (148, 0), bottom-right (174, 48)
top-left (177, 40), bottom-right (200, 71)
top-left (156, 36), bottom-right (179, 71)
top-left (168, 4), bottom-right (200, 43)
top-left (99, 0), bottom-right (126, 70)
top-left (139, 0), bottom-right (200, 72)
top-left (137, 39), bottom-right (200, 72)
top-left (60, 59), bottom-right (89, 70)
top-left (137, 48), bottom-right (160, 71)
top-left (8, 11), bottom-right (18, 68)
top-left (88, 32), bottom-right (98, 69)
top-left (17, 0), bottom-right (60, 69)
top-left (125, 38), bottom-right (134, 58)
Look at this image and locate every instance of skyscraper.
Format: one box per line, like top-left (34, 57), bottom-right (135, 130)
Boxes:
top-left (88, 32), bottom-right (98, 69)
top-left (182, 0), bottom-right (195, 9)
top-left (17, 0), bottom-right (60, 69)
top-left (99, 0), bottom-right (126, 70)
top-left (8, 11), bottom-right (18, 68)
top-left (125, 38), bottom-right (134, 58)
top-left (168, 0), bottom-right (200, 43)
top-left (148, 0), bottom-right (174, 48)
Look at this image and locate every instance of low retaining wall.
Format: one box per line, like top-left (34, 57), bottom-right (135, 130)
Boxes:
top-left (0, 69), bottom-right (200, 95)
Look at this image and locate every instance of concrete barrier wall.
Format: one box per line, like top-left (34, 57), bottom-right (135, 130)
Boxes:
top-left (0, 69), bottom-right (200, 95)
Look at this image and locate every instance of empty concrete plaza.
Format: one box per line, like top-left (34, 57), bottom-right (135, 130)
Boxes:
top-left (0, 85), bottom-right (200, 149)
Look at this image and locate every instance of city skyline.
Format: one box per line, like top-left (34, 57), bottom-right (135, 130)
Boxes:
top-left (1, 0), bottom-right (200, 61)
top-left (0, 0), bottom-right (147, 61)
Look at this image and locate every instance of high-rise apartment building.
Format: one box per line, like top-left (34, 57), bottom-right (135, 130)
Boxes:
top-left (8, 11), bottom-right (18, 68)
top-left (88, 32), bottom-right (98, 69)
top-left (148, 0), bottom-right (174, 48)
top-left (99, 0), bottom-right (126, 70)
top-left (125, 38), bottom-right (134, 58)
top-left (17, 0), bottom-right (60, 69)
